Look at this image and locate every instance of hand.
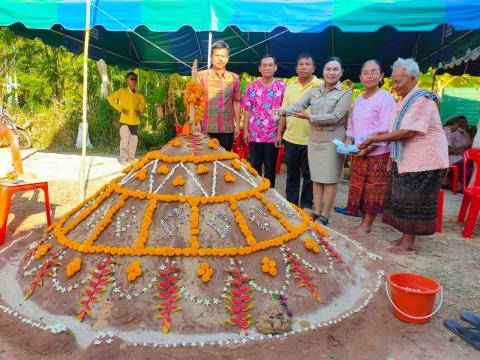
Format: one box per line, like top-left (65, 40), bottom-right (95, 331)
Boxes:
top-left (353, 149), bottom-right (369, 157)
top-left (234, 126), bottom-right (240, 140)
top-left (291, 110), bottom-right (310, 120)
top-left (273, 108), bottom-right (283, 118)
top-left (274, 134), bottom-right (283, 148)
top-left (121, 109), bottom-right (129, 115)
top-left (243, 129), bottom-right (249, 144)
top-left (358, 137), bottom-right (374, 149)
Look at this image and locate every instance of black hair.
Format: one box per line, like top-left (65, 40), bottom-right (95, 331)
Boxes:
top-left (211, 40), bottom-right (230, 55)
top-left (126, 71), bottom-right (137, 79)
top-left (361, 59), bottom-right (384, 87)
top-left (259, 54), bottom-right (277, 66)
top-left (445, 116), bottom-right (459, 126)
top-left (296, 52), bottom-right (315, 66)
top-left (323, 56), bottom-right (344, 69)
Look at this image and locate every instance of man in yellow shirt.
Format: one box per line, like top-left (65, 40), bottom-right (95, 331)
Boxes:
top-left (275, 53), bottom-right (321, 210)
top-left (107, 72), bottom-right (145, 165)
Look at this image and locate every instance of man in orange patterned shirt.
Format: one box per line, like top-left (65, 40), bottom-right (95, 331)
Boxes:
top-left (198, 40), bottom-right (240, 151)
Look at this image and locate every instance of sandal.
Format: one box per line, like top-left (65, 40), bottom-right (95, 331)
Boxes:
top-left (316, 215), bottom-right (330, 226)
top-left (443, 319), bottom-right (480, 350)
top-left (461, 312), bottom-right (480, 329)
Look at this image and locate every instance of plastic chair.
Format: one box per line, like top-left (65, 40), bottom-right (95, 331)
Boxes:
top-left (275, 144), bottom-right (284, 174)
top-left (448, 164), bottom-right (459, 195)
top-left (436, 189), bottom-right (444, 233)
top-left (0, 181), bottom-right (52, 245)
top-left (457, 149), bottom-right (480, 238)
top-left (0, 124), bottom-right (51, 245)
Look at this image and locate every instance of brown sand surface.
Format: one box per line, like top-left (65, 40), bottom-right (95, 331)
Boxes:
top-left (0, 149), bottom-right (479, 359)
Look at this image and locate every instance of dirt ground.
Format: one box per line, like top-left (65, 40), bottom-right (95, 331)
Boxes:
top-left (0, 149), bottom-right (479, 359)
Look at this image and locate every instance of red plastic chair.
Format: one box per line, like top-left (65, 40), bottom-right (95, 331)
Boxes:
top-left (436, 188), bottom-right (444, 233)
top-left (233, 129), bottom-right (249, 160)
top-left (448, 164), bottom-right (459, 195)
top-left (457, 149), bottom-right (480, 238)
top-left (275, 144), bottom-right (284, 174)
top-left (0, 181), bottom-right (52, 245)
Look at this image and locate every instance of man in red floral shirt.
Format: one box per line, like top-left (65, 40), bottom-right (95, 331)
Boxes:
top-left (241, 55), bottom-right (286, 187)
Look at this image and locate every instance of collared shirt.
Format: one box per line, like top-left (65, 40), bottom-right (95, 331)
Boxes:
top-left (444, 127), bottom-right (471, 164)
top-left (346, 89), bottom-right (396, 156)
top-left (107, 87), bottom-right (145, 126)
top-left (198, 69), bottom-right (240, 133)
top-left (281, 76), bottom-right (322, 145)
top-left (388, 86), bottom-right (448, 173)
top-left (284, 81), bottom-right (352, 141)
top-left (241, 79), bottom-right (287, 143)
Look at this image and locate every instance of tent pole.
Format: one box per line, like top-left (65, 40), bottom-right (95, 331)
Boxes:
top-left (207, 32), bottom-right (212, 69)
top-left (79, 0), bottom-right (91, 201)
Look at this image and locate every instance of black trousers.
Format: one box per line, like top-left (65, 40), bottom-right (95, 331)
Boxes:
top-left (284, 140), bottom-right (313, 208)
top-left (248, 142), bottom-right (278, 188)
top-left (208, 132), bottom-right (234, 151)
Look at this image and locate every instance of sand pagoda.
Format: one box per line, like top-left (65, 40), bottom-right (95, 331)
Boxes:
top-left (0, 130), bottom-right (383, 348)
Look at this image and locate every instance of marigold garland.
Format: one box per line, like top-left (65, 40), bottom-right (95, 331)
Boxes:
top-left (157, 165), bottom-right (169, 175)
top-left (196, 164), bottom-right (209, 175)
top-left (304, 238), bottom-right (320, 254)
top-left (197, 262), bottom-right (213, 283)
top-left (34, 243), bottom-right (52, 260)
top-left (126, 260), bottom-right (143, 282)
top-left (172, 175), bottom-right (185, 186)
top-left (261, 256), bottom-right (277, 276)
top-left (224, 172), bottom-right (236, 183)
top-left (135, 168), bottom-right (147, 181)
top-left (208, 138), bottom-right (220, 149)
top-left (66, 257), bottom-right (82, 277)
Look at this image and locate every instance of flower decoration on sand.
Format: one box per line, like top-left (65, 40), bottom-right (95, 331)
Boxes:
top-left (172, 175), bottom-right (185, 186)
top-left (225, 262), bottom-right (253, 334)
top-left (196, 164), bottom-right (209, 175)
top-left (171, 138), bottom-right (182, 147)
top-left (66, 257), bottom-right (82, 277)
top-left (304, 238), bottom-right (320, 254)
top-left (34, 243), bottom-right (52, 260)
top-left (135, 168), bottom-right (147, 181)
top-left (155, 259), bottom-right (182, 334)
top-left (224, 172), bottom-right (236, 183)
top-left (126, 260), bottom-right (143, 282)
top-left (157, 165), bottom-right (169, 175)
top-left (197, 262), bottom-right (213, 283)
top-left (261, 256), bottom-right (277, 276)
top-left (231, 159), bottom-right (242, 170)
top-left (208, 138), bottom-right (220, 149)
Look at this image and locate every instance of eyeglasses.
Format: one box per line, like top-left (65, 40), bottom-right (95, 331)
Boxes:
top-left (128, 78), bottom-right (138, 81)
top-left (360, 70), bottom-right (380, 76)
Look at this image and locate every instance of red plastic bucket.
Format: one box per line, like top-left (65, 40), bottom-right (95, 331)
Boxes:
top-left (385, 272), bottom-right (443, 324)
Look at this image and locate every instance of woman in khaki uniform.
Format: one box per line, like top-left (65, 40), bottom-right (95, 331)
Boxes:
top-left (279, 57), bottom-right (352, 225)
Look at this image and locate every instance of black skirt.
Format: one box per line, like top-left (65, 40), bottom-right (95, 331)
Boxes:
top-left (382, 163), bottom-right (441, 236)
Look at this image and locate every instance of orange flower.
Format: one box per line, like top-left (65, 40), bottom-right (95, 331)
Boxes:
top-left (157, 165), bottom-right (169, 174)
top-left (196, 164), bottom-right (209, 175)
top-left (224, 172), bottom-right (236, 183)
top-left (172, 175), bottom-right (185, 186)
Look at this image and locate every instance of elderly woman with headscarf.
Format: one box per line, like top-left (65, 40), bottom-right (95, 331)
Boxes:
top-left (359, 58), bottom-right (448, 255)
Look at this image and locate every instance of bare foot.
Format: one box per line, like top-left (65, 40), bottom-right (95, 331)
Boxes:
top-left (388, 238), bottom-right (403, 246)
top-left (348, 226), bottom-right (373, 237)
top-left (386, 245), bottom-right (416, 255)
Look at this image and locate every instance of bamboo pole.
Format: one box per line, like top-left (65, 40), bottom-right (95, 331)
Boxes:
top-left (79, 0), bottom-right (91, 201)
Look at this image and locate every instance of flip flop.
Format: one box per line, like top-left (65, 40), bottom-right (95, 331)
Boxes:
top-left (443, 319), bottom-right (480, 350)
top-left (333, 207), bottom-right (362, 218)
top-left (461, 312), bottom-right (480, 329)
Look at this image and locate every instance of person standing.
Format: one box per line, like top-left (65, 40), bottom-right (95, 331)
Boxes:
top-left (275, 53), bottom-right (321, 209)
top-left (279, 57), bottom-right (352, 225)
top-left (242, 55), bottom-right (286, 188)
top-left (107, 72), bottom-right (145, 166)
top-left (344, 60), bottom-right (396, 236)
top-left (359, 58), bottom-right (448, 255)
top-left (198, 40), bottom-right (240, 151)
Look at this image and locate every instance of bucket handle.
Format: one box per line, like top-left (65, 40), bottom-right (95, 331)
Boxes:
top-left (384, 281), bottom-right (443, 320)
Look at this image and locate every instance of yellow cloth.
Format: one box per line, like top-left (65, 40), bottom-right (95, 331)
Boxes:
top-left (281, 76), bottom-right (322, 145)
top-left (107, 87), bottom-right (145, 125)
